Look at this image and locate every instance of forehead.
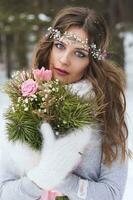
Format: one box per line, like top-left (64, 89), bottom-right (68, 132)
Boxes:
top-left (66, 26), bottom-right (89, 41)
top-left (59, 26), bottom-right (90, 51)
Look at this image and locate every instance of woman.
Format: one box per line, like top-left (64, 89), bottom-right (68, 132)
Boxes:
top-left (0, 6), bottom-right (129, 200)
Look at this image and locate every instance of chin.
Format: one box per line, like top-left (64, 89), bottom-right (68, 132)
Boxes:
top-left (53, 74), bottom-right (67, 84)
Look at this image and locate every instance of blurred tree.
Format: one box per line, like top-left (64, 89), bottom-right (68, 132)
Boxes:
top-left (123, 0), bottom-right (133, 23)
top-left (106, 0), bottom-right (125, 67)
top-left (5, 33), bottom-right (13, 78)
top-left (0, 35), bottom-right (3, 62)
top-left (0, 0), bottom-right (51, 77)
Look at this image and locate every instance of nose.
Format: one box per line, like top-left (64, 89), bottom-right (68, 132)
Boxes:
top-left (58, 51), bottom-right (70, 66)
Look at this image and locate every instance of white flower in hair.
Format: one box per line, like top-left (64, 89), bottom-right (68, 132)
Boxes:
top-left (46, 27), bottom-right (106, 61)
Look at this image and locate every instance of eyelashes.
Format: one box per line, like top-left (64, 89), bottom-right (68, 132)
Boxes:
top-left (54, 41), bottom-right (88, 59)
top-left (54, 42), bottom-right (64, 50)
top-left (75, 51), bottom-right (86, 58)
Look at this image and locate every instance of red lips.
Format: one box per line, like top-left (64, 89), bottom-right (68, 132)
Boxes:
top-left (54, 67), bottom-right (69, 75)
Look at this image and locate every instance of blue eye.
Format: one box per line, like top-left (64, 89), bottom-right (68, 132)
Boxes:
top-left (75, 51), bottom-right (86, 58)
top-left (54, 42), bottom-right (64, 49)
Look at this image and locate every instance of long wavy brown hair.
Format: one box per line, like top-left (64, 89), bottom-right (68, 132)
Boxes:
top-left (32, 7), bottom-right (130, 165)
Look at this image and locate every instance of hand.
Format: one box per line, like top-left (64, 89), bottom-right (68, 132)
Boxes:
top-left (27, 122), bottom-right (95, 190)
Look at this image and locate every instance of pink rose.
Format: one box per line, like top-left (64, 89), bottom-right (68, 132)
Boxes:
top-left (21, 79), bottom-right (38, 97)
top-left (43, 69), bottom-right (52, 81)
top-left (33, 67), bottom-right (52, 81)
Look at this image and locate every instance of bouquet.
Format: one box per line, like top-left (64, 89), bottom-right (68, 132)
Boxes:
top-left (4, 67), bottom-right (104, 151)
top-left (4, 67), bottom-right (104, 200)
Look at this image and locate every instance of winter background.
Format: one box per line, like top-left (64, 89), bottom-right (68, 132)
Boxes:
top-left (0, 33), bottom-right (133, 199)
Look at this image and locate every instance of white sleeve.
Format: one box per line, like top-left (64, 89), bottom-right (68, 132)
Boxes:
top-left (56, 152), bottom-right (128, 200)
top-left (0, 149), bottom-right (43, 200)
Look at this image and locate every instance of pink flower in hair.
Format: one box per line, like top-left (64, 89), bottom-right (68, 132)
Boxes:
top-left (33, 67), bottom-right (52, 81)
top-left (21, 79), bottom-right (38, 97)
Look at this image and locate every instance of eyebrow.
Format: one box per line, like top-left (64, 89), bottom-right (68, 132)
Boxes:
top-left (75, 47), bottom-right (89, 54)
top-left (54, 40), bottom-right (89, 53)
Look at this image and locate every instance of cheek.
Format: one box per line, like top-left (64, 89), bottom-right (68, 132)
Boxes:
top-left (74, 63), bottom-right (88, 77)
top-left (50, 46), bottom-right (60, 62)
top-left (70, 68), bottom-right (85, 82)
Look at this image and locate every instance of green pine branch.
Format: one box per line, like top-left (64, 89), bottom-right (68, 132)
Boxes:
top-left (4, 75), bottom-right (105, 151)
top-left (5, 108), bottom-right (42, 150)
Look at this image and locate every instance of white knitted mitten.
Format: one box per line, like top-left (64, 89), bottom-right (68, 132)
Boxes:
top-left (27, 122), bottom-right (95, 190)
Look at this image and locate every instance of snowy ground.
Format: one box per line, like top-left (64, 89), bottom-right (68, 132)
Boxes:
top-left (0, 32), bottom-right (133, 199)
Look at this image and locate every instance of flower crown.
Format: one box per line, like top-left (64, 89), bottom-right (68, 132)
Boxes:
top-left (46, 27), bottom-right (106, 60)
